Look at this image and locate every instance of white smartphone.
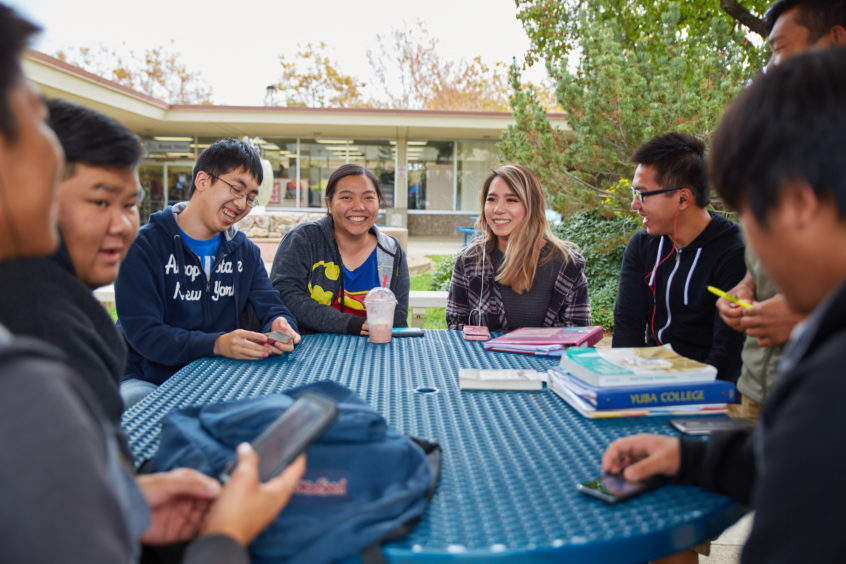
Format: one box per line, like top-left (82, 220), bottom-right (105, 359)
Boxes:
top-left (264, 330), bottom-right (292, 345)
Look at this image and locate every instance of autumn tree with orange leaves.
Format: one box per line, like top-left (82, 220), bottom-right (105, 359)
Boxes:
top-left (57, 41), bottom-right (212, 104)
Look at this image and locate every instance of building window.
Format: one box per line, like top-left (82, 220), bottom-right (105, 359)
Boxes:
top-left (456, 140), bottom-right (499, 211)
top-left (407, 141), bottom-right (454, 210)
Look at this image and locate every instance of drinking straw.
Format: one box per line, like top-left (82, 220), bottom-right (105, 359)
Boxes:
top-left (382, 274), bottom-right (388, 288)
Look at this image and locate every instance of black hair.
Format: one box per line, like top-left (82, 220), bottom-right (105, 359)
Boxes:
top-left (191, 138), bottom-right (263, 197)
top-left (0, 4), bottom-right (40, 138)
top-left (630, 132), bottom-right (710, 207)
top-left (324, 164), bottom-right (384, 212)
top-left (765, 0), bottom-right (846, 40)
top-left (710, 47), bottom-right (846, 226)
top-left (46, 98), bottom-right (144, 174)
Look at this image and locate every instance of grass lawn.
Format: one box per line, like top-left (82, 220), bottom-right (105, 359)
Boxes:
top-left (407, 255), bottom-right (449, 330)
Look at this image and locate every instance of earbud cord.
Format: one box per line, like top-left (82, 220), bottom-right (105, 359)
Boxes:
top-left (469, 232), bottom-right (486, 326)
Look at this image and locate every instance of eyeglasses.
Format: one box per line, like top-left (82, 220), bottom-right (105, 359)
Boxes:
top-left (207, 172), bottom-right (259, 208)
top-left (631, 186), bottom-right (682, 204)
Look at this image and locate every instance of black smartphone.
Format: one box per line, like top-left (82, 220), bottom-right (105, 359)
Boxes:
top-left (577, 473), bottom-right (668, 504)
top-left (670, 416), bottom-right (754, 436)
top-left (264, 331), bottom-right (292, 345)
top-left (220, 393), bottom-right (338, 483)
top-left (392, 327), bottom-right (424, 337)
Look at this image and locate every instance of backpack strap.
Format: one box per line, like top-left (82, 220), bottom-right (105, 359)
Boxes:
top-left (358, 435), bottom-right (442, 564)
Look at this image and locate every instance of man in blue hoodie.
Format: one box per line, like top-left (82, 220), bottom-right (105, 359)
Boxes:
top-left (117, 138), bottom-right (299, 407)
top-left (612, 132), bottom-right (746, 381)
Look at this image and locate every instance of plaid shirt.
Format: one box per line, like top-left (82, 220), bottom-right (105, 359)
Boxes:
top-left (446, 243), bottom-right (591, 331)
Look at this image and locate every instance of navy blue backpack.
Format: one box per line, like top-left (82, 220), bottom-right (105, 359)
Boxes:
top-left (152, 381), bottom-right (440, 563)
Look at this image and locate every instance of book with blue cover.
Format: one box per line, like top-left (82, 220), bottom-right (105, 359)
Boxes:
top-left (548, 366), bottom-right (737, 409)
top-left (548, 370), bottom-right (728, 419)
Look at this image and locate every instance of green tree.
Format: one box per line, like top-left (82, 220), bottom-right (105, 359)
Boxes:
top-left (503, 0), bottom-right (771, 216)
top-left (57, 42), bottom-right (212, 104)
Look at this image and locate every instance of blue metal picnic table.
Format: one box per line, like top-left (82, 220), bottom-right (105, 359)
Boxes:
top-left (122, 330), bottom-right (745, 563)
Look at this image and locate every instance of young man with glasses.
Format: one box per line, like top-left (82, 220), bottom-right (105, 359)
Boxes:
top-left (116, 137), bottom-right (299, 407)
top-left (612, 132), bottom-right (746, 381)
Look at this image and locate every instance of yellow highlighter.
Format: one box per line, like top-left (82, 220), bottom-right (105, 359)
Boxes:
top-left (707, 285), bottom-right (752, 309)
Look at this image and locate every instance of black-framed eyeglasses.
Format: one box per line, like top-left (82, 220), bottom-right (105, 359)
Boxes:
top-left (208, 172), bottom-right (259, 208)
top-left (631, 186), bottom-right (682, 204)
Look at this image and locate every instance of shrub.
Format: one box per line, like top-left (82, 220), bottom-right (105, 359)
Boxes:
top-left (553, 209), bottom-right (639, 331)
top-left (430, 253), bottom-right (459, 292)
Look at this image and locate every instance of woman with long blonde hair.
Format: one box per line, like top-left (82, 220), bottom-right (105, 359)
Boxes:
top-left (446, 164), bottom-right (591, 331)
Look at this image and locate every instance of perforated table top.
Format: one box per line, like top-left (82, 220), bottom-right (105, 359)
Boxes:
top-left (122, 330), bottom-right (746, 563)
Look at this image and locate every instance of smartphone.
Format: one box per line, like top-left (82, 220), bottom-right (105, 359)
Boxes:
top-left (670, 416), bottom-right (754, 436)
top-left (264, 330), bottom-right (292, 345)
top-left (392, 327), bottom-right (424, 337)
top-left (219, 393), bottom-right (338, 483)
top-left (577, 473), bottom-right (668, 504)
top-left (462, 325), bottom-right (491, 341)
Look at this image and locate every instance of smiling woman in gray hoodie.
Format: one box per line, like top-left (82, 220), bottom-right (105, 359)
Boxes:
top-left (270, 164), bottom-right (409, 335)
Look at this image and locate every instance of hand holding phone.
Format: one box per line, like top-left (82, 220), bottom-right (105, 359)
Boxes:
top-left (577, 473), bottom-right (668, 504)
top-left (220, 393), bottom-right (338, 483)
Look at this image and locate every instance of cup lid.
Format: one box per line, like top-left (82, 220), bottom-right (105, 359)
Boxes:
top-left (364, 286), bottom-right (397, 303)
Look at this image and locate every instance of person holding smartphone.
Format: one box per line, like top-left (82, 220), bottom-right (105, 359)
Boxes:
top-left (446, 164), bottom-right (591, 331)
top-left (270, 164), bottom-right (410, 335)
top-left (0, 7), bottom-right (304, 561)
top-left (603, 48), bottom-right (846, 562)
top-left (116, 138), bottom-right (301, 408)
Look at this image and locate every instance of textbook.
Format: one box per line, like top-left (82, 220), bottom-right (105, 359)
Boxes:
top-left (548, 369), bottom-right (727, 419)
top-left (458, 368), bottom-right (545, 391)
top-left (559, 344), bottom-right (717, 388)
top-left (548, 366), bottom-right (737, 409)
top-left (483, 326), bottom-right (604, 356)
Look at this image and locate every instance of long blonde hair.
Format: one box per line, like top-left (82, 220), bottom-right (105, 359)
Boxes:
top-left (472, 164), bottom-right (574, 294)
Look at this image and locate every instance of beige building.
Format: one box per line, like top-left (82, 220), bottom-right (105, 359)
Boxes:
top-left (24, 49), bottom-right (568, 235)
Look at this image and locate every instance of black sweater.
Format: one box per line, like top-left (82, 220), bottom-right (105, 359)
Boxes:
top-left (612, 212), bottom-right (746, 381)
top-left (0, 238), bottom-right (126, 422)
top-left (675, 280), bottom-right (846, 562)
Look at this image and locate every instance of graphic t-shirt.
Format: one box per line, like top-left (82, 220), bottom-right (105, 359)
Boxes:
top-left (178, 227), bottom-right (221, 279)
top-left (332, 248), bottom-right (379, 318)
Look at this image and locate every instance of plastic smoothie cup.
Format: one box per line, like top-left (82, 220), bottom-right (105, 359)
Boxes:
top-left (364, 287), bottom-right (397, 343)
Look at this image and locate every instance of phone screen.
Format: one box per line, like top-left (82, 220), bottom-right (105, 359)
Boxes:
top-left (577, 474), bottom-right (667, 504)
top-left (220, 393), bottom-right (338, 483)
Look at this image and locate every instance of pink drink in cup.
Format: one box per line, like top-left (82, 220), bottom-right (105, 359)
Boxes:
top-left (364, 287), bottom-right (397, 343)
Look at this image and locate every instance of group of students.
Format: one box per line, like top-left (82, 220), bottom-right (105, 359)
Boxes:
top-left (3, 0), bottom-right (846, 561)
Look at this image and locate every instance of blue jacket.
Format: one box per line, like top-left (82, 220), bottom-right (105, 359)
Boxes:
top-left (116, 203), bottom-right (297, 385)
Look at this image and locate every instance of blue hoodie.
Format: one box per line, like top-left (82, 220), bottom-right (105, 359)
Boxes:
top-left (116, 203), bottom-right (297, 385)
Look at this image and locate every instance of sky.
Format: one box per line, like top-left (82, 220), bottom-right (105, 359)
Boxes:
top-left (11, 0), bottom-right (547, 106)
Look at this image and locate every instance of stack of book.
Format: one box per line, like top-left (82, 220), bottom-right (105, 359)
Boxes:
top-left (483, 326), bottom-right (604, 356)
top-left (548, 344), bottom-right (737, 418)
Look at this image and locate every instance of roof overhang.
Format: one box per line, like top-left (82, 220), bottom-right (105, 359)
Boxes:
top-left (23, 49), bottom-right (570, 141)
